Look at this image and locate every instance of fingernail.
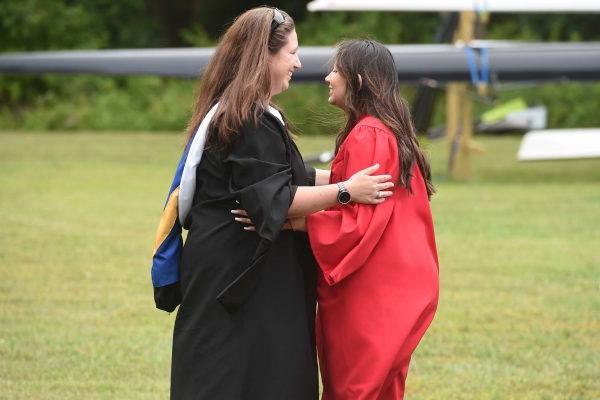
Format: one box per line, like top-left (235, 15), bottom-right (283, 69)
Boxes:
top-left (231, 210), bottom-right (239, 214)
top-left (234, 217), bottom-right (241, 221)
top-left (244, 227), bottom-right (251, 230)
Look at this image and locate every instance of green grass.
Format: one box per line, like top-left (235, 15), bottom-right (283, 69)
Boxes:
top-left (0, 131), bottom-right (599, 399)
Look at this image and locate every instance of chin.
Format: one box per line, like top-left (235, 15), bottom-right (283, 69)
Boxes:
top-left (328, 98), bottom-right (342, 108)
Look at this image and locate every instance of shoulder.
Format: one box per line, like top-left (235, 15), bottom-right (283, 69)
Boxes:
top-left (346, 116), bottom-right (395, 146)
top-left (259, 108), bottom-right (286, 131)
top-left (231, 109), bottom-right (287, 157)
top-left (355, 115), bottom-right (392, 133)
top-left (238, 109), bottom-right (286, 142)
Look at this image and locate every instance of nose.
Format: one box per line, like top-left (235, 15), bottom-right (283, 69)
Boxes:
top-left (325, 73), bottom-right (331, 84)
top-left (294, 54), bottom-right (302, 70)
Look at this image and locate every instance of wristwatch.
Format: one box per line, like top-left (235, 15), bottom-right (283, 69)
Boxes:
top-left (337, 182), bottom-right (351, 205)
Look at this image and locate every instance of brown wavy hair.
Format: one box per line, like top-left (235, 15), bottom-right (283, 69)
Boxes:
top-left (333, 39), bottom-right (435, 198)
top-left (185, 7), bottom-right (294, 147)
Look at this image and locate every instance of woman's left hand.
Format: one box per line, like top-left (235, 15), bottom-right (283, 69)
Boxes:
top-left (232, 209), bottom-right (256, 231)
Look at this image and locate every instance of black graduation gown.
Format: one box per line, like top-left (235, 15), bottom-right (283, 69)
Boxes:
top-left (171, 111), bottom-right (319, 400)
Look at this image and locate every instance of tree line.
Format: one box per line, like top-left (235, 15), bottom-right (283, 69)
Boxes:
top-left (1, 0), bottom-right (599, 131)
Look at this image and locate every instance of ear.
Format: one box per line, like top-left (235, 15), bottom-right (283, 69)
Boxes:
top-left (357, 74), bottom-right (363, 90)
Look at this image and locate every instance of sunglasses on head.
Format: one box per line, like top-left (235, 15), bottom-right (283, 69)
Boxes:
top-left (270, 8), bottom-right (285, 33)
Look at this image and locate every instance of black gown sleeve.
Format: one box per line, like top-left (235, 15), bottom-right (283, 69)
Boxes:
top-left (225, 113), bottom-right (294, 241)
top-left (217, 112), bottom-right (295, 311)
top-left (304, 164), bottom-right (316, 186)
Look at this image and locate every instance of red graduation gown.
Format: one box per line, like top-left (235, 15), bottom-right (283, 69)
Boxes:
top-left (306, 116), bottom-right (439, 400)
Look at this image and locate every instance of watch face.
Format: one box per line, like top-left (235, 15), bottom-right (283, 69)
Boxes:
top-left (338, 191), bottom-right (351, 204)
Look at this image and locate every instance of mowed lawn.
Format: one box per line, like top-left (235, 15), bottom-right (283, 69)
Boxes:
top-left (0, 131), bottom-right (598, 399)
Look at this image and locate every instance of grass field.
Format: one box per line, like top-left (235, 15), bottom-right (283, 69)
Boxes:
top-left (0, 131), bottom-right (599, 399)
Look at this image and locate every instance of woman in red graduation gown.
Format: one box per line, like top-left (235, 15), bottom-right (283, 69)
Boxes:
top-left (305, 40), bottom-right (439, 399)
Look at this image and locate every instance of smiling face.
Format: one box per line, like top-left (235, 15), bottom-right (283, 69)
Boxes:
top-left (325, 65), bottom-right (347, 109)
top-left (268, 29), bottom-right (301, 98)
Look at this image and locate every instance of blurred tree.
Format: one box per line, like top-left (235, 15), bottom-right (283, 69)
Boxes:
top-left (145, 0), bottom-right (203, 46)
top-left (0, 0), bottom-right (104, 51)
top-left (488, 13), bottom-right (600, 41)
top-left (189, 1), bottom-right (309, 38)
top-left (1, 1), bottom-right (599, 131)
top-left (297, 12), bottom-right (439, 45)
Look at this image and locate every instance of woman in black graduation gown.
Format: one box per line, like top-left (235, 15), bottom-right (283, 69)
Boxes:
top-left (170, 7), bottom-right (394, 399)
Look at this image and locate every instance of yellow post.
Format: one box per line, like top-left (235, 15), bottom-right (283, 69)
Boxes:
top-left (446, 82), bottom-right (461, 173)
top-left (459, 91), bottom-right (473, 177)
top-left (446, 11), bottom-right (477, 179)
top-left (457, 11), bottom-right (475, 41)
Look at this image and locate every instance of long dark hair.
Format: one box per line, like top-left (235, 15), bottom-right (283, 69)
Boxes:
top-left (333, 39), bottom-right (435, 198)
top-left (185, 7), bottom-right (294, 147)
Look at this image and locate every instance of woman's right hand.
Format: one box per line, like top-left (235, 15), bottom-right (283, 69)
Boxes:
top-left (345, 163), bottom-right (394, 204)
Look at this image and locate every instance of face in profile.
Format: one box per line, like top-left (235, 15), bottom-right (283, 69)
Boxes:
top-left (268, 29), bottom-right (301, 98)
top-left (325, 65), bottom-right (347, 109)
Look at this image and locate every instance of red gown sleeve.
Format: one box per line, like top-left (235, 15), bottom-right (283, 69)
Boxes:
top-left (306, 125), bottom-right (399, 285)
